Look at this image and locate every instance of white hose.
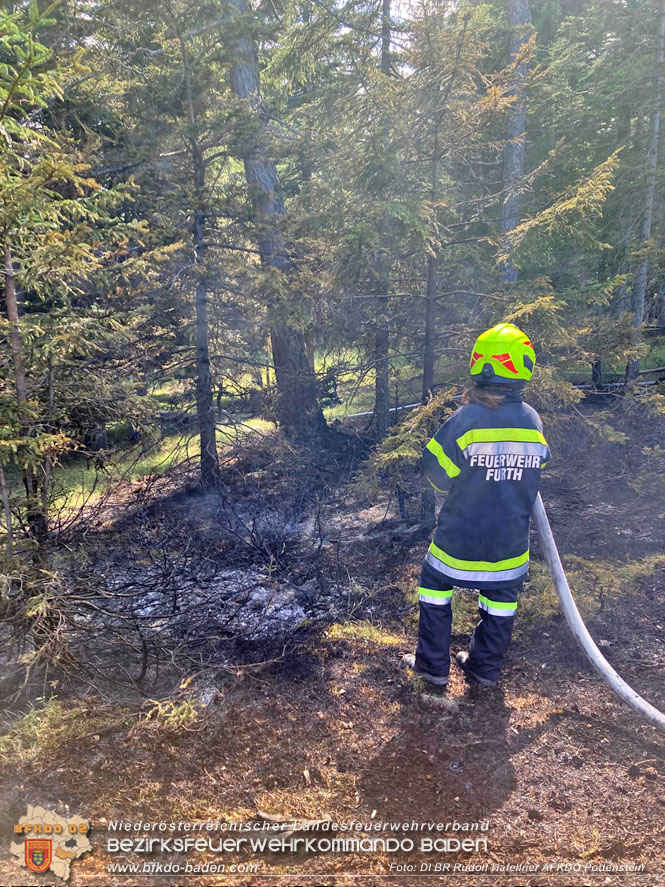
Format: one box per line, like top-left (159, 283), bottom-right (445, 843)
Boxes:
top-left (533, 493), bottom-right (665, 733)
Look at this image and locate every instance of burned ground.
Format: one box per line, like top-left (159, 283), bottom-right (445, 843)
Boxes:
top-left (0, 398), bottom-right (664, 887)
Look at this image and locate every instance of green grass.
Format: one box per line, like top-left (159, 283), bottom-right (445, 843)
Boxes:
top-left (323, 386), bottom-right (376, 420)
top-left (326, 620), bottom-right (406, 647)
top-left (644, 339), bottom-right (665, 370)
top-left (52, 432), bottom-right (200, 513)
top-left (316, 347), bottom-right (449, 420)
top-left (52, 416), bottom-right (276, 515)
top-left (217, 417), bottom-right (275, 438)
top-left (0, 697), bottom-right (132, 769)
top-left (512, 554), bottom-right (665, 640)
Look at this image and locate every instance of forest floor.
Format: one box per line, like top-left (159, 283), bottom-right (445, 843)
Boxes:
top-left (1, 397), bottom-right (665, 887)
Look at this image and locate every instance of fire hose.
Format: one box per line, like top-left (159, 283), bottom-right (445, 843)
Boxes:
top-left (533, 493), bottom-right (665, 733)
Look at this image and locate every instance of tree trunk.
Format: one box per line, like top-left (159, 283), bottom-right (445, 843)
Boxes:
top-left (422, 135), bottom-right (440, 403)
top-left (192, 143), bottom-right (223, 488)
top-left (373, 262), bottom-right (390, 440)
top-left (373, 0), bottom-right (392, 440)
top-left (422, 251), bottom-right (437, 402)
top-left (226, 0), bottom-right (325, 438)
top-left (500, 0), bottom-right (532, 284)
top-left (3, 242), bottom-right (47, 540)
top-left (421, 138), bottom-right (441, 528)
top-left (41, 355), bottom-right (55, 527)
top-left (0, 462), bottom-right (12, 553)
top-left (4, 245), bottom-right (29, 421)
top-left (627, 0), bottom-right (665, 381)
top-left (175, 22), bottom-right (223, 488)
top-left (657, 287), bottom-right (665, 326)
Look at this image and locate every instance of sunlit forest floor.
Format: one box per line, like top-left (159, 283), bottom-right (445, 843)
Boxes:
top-left (1, 395), bottom-right (665, 887)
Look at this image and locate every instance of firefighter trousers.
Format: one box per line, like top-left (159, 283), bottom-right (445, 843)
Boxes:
top-left (415, 560), bottom-right (522, 684)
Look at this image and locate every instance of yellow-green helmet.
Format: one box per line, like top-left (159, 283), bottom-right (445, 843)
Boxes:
top-left (470, 322), bottom-right (535, 386)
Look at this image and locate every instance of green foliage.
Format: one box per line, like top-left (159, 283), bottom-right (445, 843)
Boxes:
top-left (0, 3), bottom-right (170, 539)
top-left (495, 150), bottom-right (623, 270)
top-left (355, 387), bottom-right (458, 498)
top-left (140, 677), bottom-right (205, 733)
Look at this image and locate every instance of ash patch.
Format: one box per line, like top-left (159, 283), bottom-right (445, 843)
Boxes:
top-left (102, 566), bottom-right (316, 645)
top-left (178, 568), bottom-right (309, 642)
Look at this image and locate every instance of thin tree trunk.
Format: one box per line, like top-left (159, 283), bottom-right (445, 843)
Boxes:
top-left (226, 0), bottom-right (325, 438)
top-left (373, 0), bottom-right (392, 440)
top-left (422, 133), bottom-right (440, 403)
top-left (4, 244), bottom-right (29, 425)
top-left (177, 25), bottom-right (222, 488)
top-left (657, 287), bottom-right (665, 326)
top-left (627, 0), bottom-right (665, 381)
top-left (421, 136), bottom-right (441, 529)
top-left (652, 193), bottom-right (665, 325)
top-left (192, 146), bottom-right (223, 488)
top-left (421, 250), bottom-right (437, 402)
top-left (610, 105), bottom-right (637, 316)
top-left (373, 270), bottom-right (390, 439)
top-left (4, 242), bottom-right (47, 540)
top-left (41, 355), bottom-right (55, 527)
top-left (0, 462), bottom-right (12, 553)
top-left (500, 0), bottom-right (532, 284)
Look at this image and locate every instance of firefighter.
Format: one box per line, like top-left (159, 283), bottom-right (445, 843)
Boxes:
top-left (403, 322), bottom-right (551, 689)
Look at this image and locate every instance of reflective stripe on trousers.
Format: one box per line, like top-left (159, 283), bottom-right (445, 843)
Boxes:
top-left (418, 586), bottom-right (453, 606)
top-left (414, 561), bottom-right (454, 681)
top-left (478, 593), bottom-right (518, 617)
top-left (414, 558), bottom-right (522, 684)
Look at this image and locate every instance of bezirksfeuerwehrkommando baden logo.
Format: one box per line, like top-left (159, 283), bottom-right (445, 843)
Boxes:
top-left (11, 805), bottom-right (91, 879)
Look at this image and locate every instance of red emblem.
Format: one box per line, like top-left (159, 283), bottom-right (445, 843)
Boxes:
top-left (491, 352), bottom-right (518, 373)
top-left (470, 351), bottom-right (483, 366)
top-left (25, 838), bottom-right (52, 873)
